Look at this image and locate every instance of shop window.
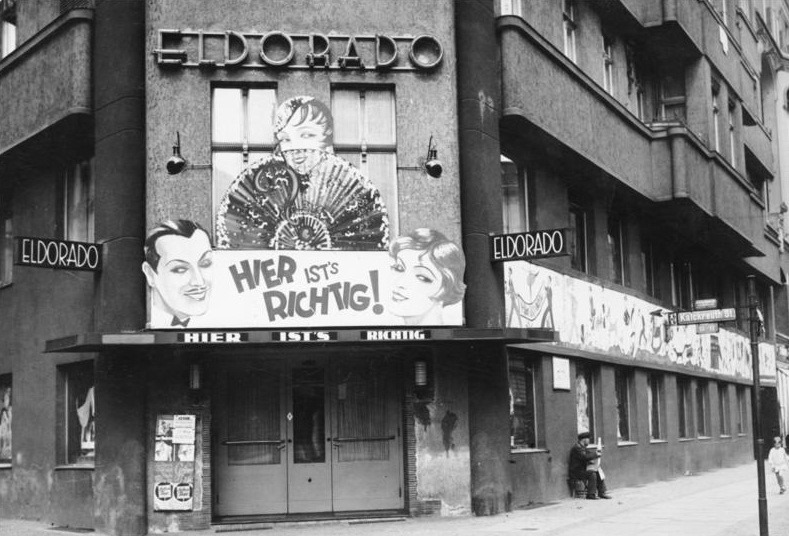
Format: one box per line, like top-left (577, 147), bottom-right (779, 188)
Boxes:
top-left (569, 201), bottom-right (589, 274)
top-left (58, 361), bottom-right (95, 465)
top-left (0, 374), bottom-right (10, 465)
top-left (562, 0), bottom-right (577, 63)
top-left (331, 87), bottom-right (398, 235)
top-left (0, 0), bottom-right (16, 59)
top-left (63, 159), bottom-right (94, 242)
top-left (607, 214), bottom-right (628, 286)
top-left (509, 355), bottom-right (539, 449)
top-left (735, 385), bottom-right (747, 434)
top-left (575, 362), bottom-right (597, 439)
top-left (658, 70), bottom-right (686, 122)
top-left (615, 367), bottom-right (634, 443)
top-left (211, 86), bottom-right (278, 218)
top-left (718, 382), bottom-right (731, 436)
top-left (677, 376), bottom-right (693, 439)
top-left (602, 35), bottom-right (614, 95)
top-left (647, 373), bottom-right (664, 440)
top-left (501, 156), bottom-right (529, 234)
top-left (696, 380), bottom-right (710, 437)
top-left (0, 200), bottom-right (11, 287)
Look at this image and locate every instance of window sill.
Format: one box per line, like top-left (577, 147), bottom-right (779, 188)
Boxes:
top-left (697, 435), bottom-right (712, 441)
top-left (0, 463), bottom-right (11, 469)
top-left (0, 282), bottom-right (12, 290)
top-left (649, 439), bottom-right (668, 444)
top-left (678, 437), bottom-right (695, 442)
top-left (510, 447), bottom-right (549, 455)
top-left (54, 464), bottom-right (94, 471)
top-left (720, 434), bottom-right (732, 439)
top-left (738, 433), bottom-right (748, 437)
top-left (617, 441), bottom-right (638, 447)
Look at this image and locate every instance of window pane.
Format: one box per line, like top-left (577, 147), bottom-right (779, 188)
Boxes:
top-left (615, 369), bottom-right (631, 442)
top-left (719, 383), bottom-right (730, 435)
top-left (213, 152), bottom-right (245, 218)
top-left (1, 20), bottom-right (15, 58)
top-left (696, 381), bottom-right (708, 436)
top-left (365, 153), bottom-right (398, 237)
top-left (576, 364), bottom-right (594, 437)
top-left (648, 374), bottom-right (662, 440)
top-left (0, 214), bottom-right (11, 285)
top-left (228, 368), bottom-right (281, 465)
top-left (65, 160), bottom-right (94, 243)
top-left (510, 357), bottom-right (536, 449)
top-left (502, 158), bottom-right (527, 234)
top-left (64, 362), bottom-right (95, 465)
top-left (247, 89), bottom-right (277, 145)
top-left (0, 375), bottom-right (10, 464)
top-left (212, 88), bottom-right (244, 143)
top-left (332, 90), bottom-right (362, 145)
top-left (363, 90), bottom-right (396, 145)
top-left (569, 205), bottom-right (587, 273)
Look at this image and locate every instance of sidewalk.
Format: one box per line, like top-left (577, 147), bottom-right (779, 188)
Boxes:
top-left (1, 462), bottom-right (787, 535)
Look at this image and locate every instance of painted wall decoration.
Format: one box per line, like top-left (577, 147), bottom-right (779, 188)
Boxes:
top-left (143, 225), bottom-right (465, 328)
top-left (153, 415), bottom-right (196, 511)
top-left (505, 261), bottom-right (775, 381)
top-left (0, 383), bottom-right (11, 464)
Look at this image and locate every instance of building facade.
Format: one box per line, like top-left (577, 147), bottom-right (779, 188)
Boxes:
top-left (0, 1), bottom-right (787, 535)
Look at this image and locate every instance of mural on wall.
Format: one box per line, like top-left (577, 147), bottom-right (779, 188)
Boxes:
top-left (216, 96), bottom-right (388, 251)
top-left (0, 383), bottom-right (10, 464)
top-left (505, 261), bottom-right (776, 380)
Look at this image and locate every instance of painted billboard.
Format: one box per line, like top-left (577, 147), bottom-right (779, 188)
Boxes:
top-left (145, 97), bottom-right (465, 329)
top-left (505, 261), bottom-right (775, 381)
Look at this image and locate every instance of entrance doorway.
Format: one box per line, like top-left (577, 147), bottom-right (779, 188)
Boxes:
top-left (214, 354), bottom-right (403, 517)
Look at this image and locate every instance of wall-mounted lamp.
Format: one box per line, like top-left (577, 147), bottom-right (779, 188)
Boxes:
top-left (397, 135), bottom-right (443, 178)
top-left (189, 362), bottom-right (202, 390)
top-left (166, 131), bottom-right (212, 175)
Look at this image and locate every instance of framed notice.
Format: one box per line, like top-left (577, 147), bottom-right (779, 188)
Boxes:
top-left (153, 414), bottom-right (196, 511)
top-left (552, 357), bottom-right (571, 391)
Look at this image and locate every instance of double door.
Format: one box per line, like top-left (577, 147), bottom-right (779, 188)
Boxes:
top-left (214, 355), bottom-right (402, 516)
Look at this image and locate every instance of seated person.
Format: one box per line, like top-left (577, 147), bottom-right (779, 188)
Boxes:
top-left (569, 431), bottom-right (611, 500)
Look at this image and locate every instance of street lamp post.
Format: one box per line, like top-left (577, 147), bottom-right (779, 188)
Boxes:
top-left (748, 274), bottom-right (768, 536)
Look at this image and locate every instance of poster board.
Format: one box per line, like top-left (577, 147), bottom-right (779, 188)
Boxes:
top-left (153, 414), bottom-right (196, 511)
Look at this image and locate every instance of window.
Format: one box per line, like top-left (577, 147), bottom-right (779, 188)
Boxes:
top-left (509, 355), bottom-right (538, 449)
top-left (728, 100), bottom-right (737, 168)
top-left (0, 0), bottom-right (16, 59)
top-left (58, 361), bottom-right (95, 465)
top-left (0, 200), bottom-right (11, 287)
top-left (501, 156), bottom-right (529, 234)
top-left (603, 35), bottom-right (614, 95)
top-left (562, 0), bottom-right (577, 63)
top-left (332, 87), bottom-right (398, 234)
top-left (211, 87), bottom-right (278, 218)
top-left (625, 43), bottom-right (646, 120)
top-left (677, 376), bottom-right (693, 438)
top-left (63, 160), bottom-right (95, 242)
top-left (696, 380), bottom-right (710, 437)
top-left (671, 261), bottom-right (693, 310)
top-left (735, 385), bottom-right (747, 434)
top-left (607, 214), bottom-right (628, 286)
top-left (615, 368), bottom-right (634, 442)
top-left (0, 374), bottom-right (10, 465)
top-left (641, 237), bottom-right (660, 299)
top-left (569, 201), bottom-right (589, 274)
top-left (712, 82), bottom-right (721, 152)
top-left (575, 362), bottom-right (597, 438)
top-left (497, 0), bottom-right (523, 16)
top-left (647, 373), bottom-right (664, 440)
top-left (658, 70), bottom-right (686, 122)
top-left (719, 382), bottom-right (731, 436)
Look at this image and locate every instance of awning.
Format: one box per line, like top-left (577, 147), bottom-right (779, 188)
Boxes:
top-left (45, 327), bottom-right (557, 353)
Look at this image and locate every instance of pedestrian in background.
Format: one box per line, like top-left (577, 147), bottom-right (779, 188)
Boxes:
top-left (768, 436), bottom-right (789, 494)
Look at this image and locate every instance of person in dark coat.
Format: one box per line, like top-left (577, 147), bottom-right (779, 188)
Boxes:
top-left (569, 431), bottom-right (611, 499)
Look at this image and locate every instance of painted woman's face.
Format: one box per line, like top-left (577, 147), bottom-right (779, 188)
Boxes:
top-left (145, 231), bottom-right (214, 320)
top-left (276, 118), bottom-right (330, 174)
top-left (389, 249), bottom-right (443, 320)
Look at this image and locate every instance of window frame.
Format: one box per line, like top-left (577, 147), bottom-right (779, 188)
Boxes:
top-left (0, 0), bottom-right (16, 59)
top-left (696, 380), bottom-right (710, 438)
top-left (607, 213), bottom-right (628, 286)
top-left (575, 361), bottom-right (597, 439)
top-left (728, 99), bottom-right (738, 168)
top-left (615, 367), bottom-right (635, 443)
top-left (602, 35), bottom-right (614, 95)
top-left (569, 201), bottom-right (589, 274)
top-left (647, 373), bottom-right (665, 441)
top-left (658, 70), bottom-right (687, 122)
top-left (0, 373), bottom-right (11, 466)
top-left (718, 382), bottom-right (731, 436)
top-left (562, 0), bottom-right (578, 63)
top-left (63, 159), bottom-right (95, 243)
top-left (508, 354), bottom-right (541, 450)
top-left (735, 385), bottom-right (747, 435)
top-left (57, 361), bottom-right (95, 467)
top-left (501, 155), bottom-right (530, 234)
top-left (677, 376), bottom-right (694, 439)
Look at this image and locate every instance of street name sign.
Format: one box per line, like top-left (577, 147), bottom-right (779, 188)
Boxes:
top-left (666, 308), bottom-right (737, 326)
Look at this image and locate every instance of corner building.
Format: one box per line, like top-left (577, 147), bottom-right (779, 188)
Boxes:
top-left (0, 1), bottom-right (787, 535)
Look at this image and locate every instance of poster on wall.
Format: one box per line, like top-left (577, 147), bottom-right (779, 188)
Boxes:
top-left (143, 96), bottom-right (466, 330)
top-left (153, 414), bottom-right (196, 511)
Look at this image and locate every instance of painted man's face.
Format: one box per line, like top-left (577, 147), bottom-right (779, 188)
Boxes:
top-left (144, 230), bottom-right (214, 321)
top-left (389, 249), bottom-right (443, 320)
top-left (276, 119), bottom-right (330, 174)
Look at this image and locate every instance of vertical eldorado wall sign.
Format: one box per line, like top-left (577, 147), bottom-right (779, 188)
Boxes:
top-left (144, 97), bottom-right (466, 329)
